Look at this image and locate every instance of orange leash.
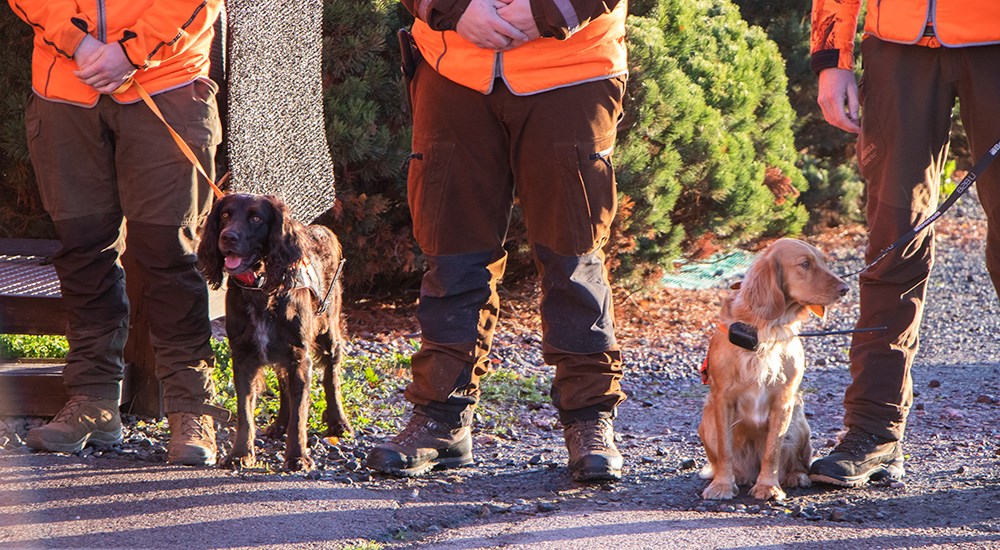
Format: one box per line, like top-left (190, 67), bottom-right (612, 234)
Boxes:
top-left (117, 79), bottom-right (226, 199)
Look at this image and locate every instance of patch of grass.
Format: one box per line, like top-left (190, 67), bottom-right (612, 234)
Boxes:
top-left (6, 333), bottom-right (550, 439)
top-left (0, 334), bottom-right (69, 359)
top-left (477, 369), bottom-right (550, 430)
top-left (210, 337), bottom-right (412, 437)
top-left (342, 541), bottom-right (384, 550)
top-left (341, 352), bottom-right (411, 432)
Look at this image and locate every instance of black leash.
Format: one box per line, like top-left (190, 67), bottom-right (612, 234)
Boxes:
top-left (316, 258), bottom-right (346, 315)
top-left (719, 137), bottom-right (1000, 352)
top-left (844, 136), bottom-right (1000, 278)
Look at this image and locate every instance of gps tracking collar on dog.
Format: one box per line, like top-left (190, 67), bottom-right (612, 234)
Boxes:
top-left (727, 322), bottom-right (888, 351)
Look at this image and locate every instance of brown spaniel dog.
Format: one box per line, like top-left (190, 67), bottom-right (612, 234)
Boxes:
top-left (198, 193), bottom-right (352, 471)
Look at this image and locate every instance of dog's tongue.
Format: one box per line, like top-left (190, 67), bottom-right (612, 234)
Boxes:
top-left (805, 304), bottom-right (826, 318)
top-left (225, 255), bottom-right (243, 271)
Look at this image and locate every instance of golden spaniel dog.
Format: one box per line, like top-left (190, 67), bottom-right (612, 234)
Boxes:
top-left (698, 238), bottom-right (848, 500)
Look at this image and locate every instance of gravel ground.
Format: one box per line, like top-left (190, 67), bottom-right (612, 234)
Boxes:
top-left (1, 191), bottom-right (998, 548)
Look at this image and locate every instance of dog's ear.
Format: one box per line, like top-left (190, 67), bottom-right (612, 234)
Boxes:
top-left (197, 196), bottom-right (226, 289)
top-left (740, 250), bottom-right (787, 321)
top-left (264, 196), bottom-right (307, 291)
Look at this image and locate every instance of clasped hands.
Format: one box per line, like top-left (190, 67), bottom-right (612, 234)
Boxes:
top-left (73, 34), bottom-right (136, 94)
top-left (456, 0), bottom-right (542, 51)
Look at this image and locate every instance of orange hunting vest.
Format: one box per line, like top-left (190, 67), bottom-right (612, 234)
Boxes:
top-left (865, 0), bottom-right (1000, 47)
top-left (410, 1), bottom-right (627, 96)
top-left (11, 0), bottom-right (220, 106)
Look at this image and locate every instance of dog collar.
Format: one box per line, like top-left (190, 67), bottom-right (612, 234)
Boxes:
top-left (700, 322), bottom-right (730, 385)
top-left (229, 270), bottom-right (265, 289)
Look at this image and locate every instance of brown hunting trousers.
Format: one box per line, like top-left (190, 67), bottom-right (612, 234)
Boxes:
top-left (25, 80), bottom-right (221, 414)
top-left (850, 38), bottom-right (1000, 441)
top-left (404, 64), bottom-right (628, 426)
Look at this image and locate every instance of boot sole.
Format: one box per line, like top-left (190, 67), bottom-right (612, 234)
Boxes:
top-left (26, 429), bottom-right (123, 454)
top-left (572, 466), bottom-right (622, 483)
top-left (168, 449), bottom-right (218, 467)
top-left (372, 454), bottom-right (474, 478)
top-left (809, 459), bottom-right (905, 487)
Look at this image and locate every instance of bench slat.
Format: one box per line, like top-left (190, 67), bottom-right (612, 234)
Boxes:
top-left (0, 360), bottom-right (68, 417)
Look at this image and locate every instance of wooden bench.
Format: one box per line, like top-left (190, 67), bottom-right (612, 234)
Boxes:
top-left (0, 239), bottom-right (71, 416)
top-left (0, 238), bottom-right (218, 418)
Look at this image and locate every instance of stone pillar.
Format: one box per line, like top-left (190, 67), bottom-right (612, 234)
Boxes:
top-left (224, 0), bottom-right (336, 223)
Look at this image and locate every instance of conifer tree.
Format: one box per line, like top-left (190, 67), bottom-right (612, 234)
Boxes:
top-left (0, 10), bottom-right (49, 238)
top-left (317, 0), bottom-right (420, 295)
top-left (615, 0), bottom-right (807, 284)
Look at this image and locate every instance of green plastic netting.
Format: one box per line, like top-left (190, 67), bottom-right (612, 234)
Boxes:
top-left (660, 249), bottom-right (756, 290)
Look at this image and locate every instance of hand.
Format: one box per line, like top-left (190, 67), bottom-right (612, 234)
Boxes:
top-left (456, 0), bottom-right (530, 50)
top-left (817, 67), bottom-right (861, 134)
top-left (74, 34), bottom-right (103, 68)
top-left (74, 41), bottom-right (137, 94)
top-left (496, 0), bottom-right (540, 49)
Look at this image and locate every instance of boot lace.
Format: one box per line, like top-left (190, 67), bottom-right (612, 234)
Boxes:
top-left (51, 395), bottom-right (96, 423)
top-left (834, 429), bottom-right (888, 456)
top-left (393, 414), bottom-right (440, 447)
top-left (568, 418), bottom-right (615, 453)
top-left (178, 414), bottom-right (213, 441)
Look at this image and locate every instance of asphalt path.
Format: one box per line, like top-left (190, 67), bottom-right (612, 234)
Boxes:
top-left (2, 433), bottom-right (997, 549)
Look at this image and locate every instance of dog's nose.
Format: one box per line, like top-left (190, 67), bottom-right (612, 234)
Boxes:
top-left (220, 230), bottom-right (239, 247)
top-left (838, 282), bottom-right (849, 296)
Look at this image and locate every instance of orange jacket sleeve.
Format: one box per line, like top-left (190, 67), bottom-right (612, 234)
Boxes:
top-left (117, 0), bottom-right (222, 70)
top-left (8, 0), bottom-right (92, 59)
top-left (810, 0), bottom-right (862, 73)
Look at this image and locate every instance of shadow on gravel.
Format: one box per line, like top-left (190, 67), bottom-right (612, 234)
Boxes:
top-left (428, 512), bottom-right (1000, 549)
top-left (0, 454), bottom-right (417, 548)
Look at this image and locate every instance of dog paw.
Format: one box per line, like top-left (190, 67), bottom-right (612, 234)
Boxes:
top-left (782, 472), bottom-right (811, 488)
top-left (284, 455), bottom-right (315, 472)
top-left (702, 480), bottom-right (737, 500)
top-left (749, 482), bottom-right (786, 501)
top-left (223, 452), bottom-right (257, 470)
top-left (326, 422), bottom-right (354, 439)
top-left (263, 423), bottom-right (287, 440)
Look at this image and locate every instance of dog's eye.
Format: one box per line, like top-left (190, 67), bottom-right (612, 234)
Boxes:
top-left (251, 215), bottom-right (262, 224)
top-left (220, 212), bottom-right (230, 220)
top-left (800, 260), bottom-right (811, 269)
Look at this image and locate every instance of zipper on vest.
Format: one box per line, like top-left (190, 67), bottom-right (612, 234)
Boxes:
top-left (493, 51), bottom-right (502, 79)
top-left (926, 0), bottom-right (936, 36)
top-left (97, 0), bottom-right (107, 43)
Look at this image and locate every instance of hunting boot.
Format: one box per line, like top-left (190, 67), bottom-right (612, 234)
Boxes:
top-left (167, 412), bottom-right (217, 466)
top-left (564, 417), bottom-right (623, 482)
top-left (809, 427), bottom-right (905, 487)
top-left (365, 412), bottom-right (473, 477)
top-left (26, 394), bottom-right (122, 453)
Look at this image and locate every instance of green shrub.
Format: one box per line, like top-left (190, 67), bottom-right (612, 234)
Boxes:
top-left (614, 0), bottom-right (807, 285)
top-left (0, 334), bottom-right (69, 359)
top-left (317, 0), bottom-right (420, 296)
top-left (0, 9), bottom-right (51, 239)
